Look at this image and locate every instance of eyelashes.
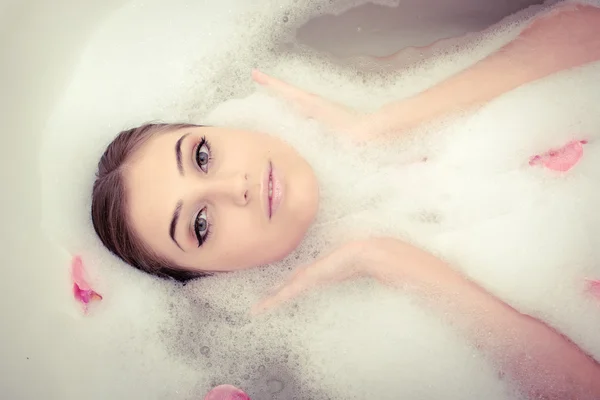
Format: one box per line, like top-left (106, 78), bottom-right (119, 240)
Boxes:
top-left (195, 136), bottom-right (212, 173)
top-left (193, 136), bottom-right (212, 247)
top-left (194, 207), bottom-right (211, 247)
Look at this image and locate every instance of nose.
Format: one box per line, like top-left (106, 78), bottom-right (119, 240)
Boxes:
top-left (202, 173), bottom-right (249, 206)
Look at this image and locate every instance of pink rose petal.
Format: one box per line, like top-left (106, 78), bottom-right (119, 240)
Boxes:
top-left (71, 256), bottom-right (102, 313)
top-left (204, 385), bottom-right (251, 400)
top-left (72, 256), bottom-right (90, 290)
top-left (529, 140), bottom-right (586, 172)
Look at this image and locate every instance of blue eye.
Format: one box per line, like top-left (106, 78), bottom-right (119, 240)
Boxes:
top-left (194, 207), bottom-right (210, 247)
top-left (195, 137), bottom-right (211, 173)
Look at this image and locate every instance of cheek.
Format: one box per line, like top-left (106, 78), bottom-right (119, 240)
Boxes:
top-left (214, 212), bottom-right (298, 269)
top-left (212, 213), bottom-right (270, 268)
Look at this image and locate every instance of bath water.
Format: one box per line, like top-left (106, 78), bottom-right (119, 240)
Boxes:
top-left (40, 0), bottom-right (600, 398)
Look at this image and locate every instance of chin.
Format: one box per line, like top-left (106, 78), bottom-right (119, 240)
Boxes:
top-left (270, 243), bottom-right (300, 264)
top-left (268, 230), bottom-right (309, 265)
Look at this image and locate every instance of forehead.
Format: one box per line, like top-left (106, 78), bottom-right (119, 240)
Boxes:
top-left (124, 128), bottom-right (186, 245)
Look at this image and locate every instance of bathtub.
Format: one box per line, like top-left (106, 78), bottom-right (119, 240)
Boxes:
top-left (0, 0), bottom-right (545, 398)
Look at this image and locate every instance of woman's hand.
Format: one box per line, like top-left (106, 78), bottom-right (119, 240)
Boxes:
top-left (252, 69), bottom-right (374, 142)
top-left (252, 238), bottom-right (451, 314)
top-left (252, 69), bottom-right (450, 141)
top-left (252, 240), bottom-right (372, 314)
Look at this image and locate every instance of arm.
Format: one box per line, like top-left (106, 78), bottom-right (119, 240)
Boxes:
top-left (255, 238), bottom-right (600, 399)
top-left (370, 3), bottom-right (600, 135)
top-left (369, 238), bottom-right (600, 400)
top-left (254, 4), bottom-right (600, 142)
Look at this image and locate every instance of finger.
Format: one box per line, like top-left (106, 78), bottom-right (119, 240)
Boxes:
top-left (251, 243), bottom-right (361, 315)
top-left (252, 277), bottom-right (309, 315)
top-left (251, 266), bottom-right (316, 315)
top-left (251, 68), bottom-right (268, 84)
top-left (252, 69), bottom-right (316, 102)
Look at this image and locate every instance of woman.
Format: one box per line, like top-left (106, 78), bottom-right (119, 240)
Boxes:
top-left (92, 3), bottom-right (600, 398)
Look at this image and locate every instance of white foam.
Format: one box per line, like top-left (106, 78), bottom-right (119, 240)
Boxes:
top-left (40, 0), bottom-right (600, 398)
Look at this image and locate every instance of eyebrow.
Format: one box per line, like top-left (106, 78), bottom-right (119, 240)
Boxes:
top-left (175, 132), bottom-right (191, 176)
top-left (169, 200), bottom-right (185, 251)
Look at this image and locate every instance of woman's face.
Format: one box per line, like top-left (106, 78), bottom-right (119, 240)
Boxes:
top-left (124, 126), bottom-right (319, 272)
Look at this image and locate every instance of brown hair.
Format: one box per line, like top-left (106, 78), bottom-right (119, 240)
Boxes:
top-left (91, 122), bottom-right (208, 283)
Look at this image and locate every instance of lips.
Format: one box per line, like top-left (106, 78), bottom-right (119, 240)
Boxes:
top-left (264, 161), bottom-right (283, 219)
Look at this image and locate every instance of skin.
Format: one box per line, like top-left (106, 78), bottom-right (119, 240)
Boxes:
top-left (253, 3), bottom-right (600, 142)
top-left (118, 2), bottom-right (600, 398)
top-left (124, 126), bottom-right (319, 273)
top-left (251, 3), bottom-right (600, 399)
top-left (126, 3), bottom-right (600, 278)
top-left (257, 238), bottom-right (600, 399)
top-left (369, 2), bottom-right (600, 136)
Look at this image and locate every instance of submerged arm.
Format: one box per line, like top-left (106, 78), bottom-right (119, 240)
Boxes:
top-left (370, 3), bottom-right (600, 135)
top-left (368, 239), bottom-right (600, 400)
top-left (255, 237), bottom-right (600, 398)
top-left (254, 4), bottom-right (600, 141)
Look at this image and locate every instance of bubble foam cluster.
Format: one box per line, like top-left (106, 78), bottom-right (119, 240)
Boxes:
top-left (40, 0), bottom-right (600, 398)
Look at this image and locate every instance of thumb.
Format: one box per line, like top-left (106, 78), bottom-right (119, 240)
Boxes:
top-left (251, 265), bottom-right (317, 315)
top-left (251, 243), bottom-right (362, 315)
top-left (252, 69), bottom-right (317, 104)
